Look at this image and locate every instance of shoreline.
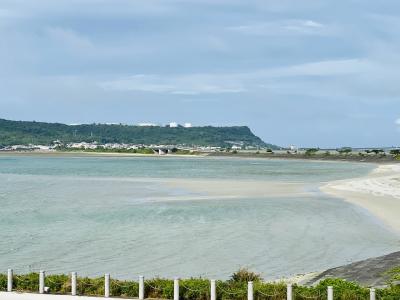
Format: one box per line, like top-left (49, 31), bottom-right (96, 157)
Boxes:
top-left (0, 151), bottom-right (207, 158)
top-left (1, 150), bottom-right (399, 165)
top-left (208, 151), bottom-right (400, 164)
top-left (321, 164), bottom-right (400, 234)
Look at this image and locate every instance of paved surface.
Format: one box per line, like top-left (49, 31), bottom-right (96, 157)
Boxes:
top-left (306, 251), bottom-right (400, 287)
top-left (0, 292), bottom-right (136, 300)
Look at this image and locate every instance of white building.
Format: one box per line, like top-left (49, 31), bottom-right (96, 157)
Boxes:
top-left (35, 145), bottom-right (51, 151)
top-left (183, 123), bottom-right (192, 128)
top-left (69, 142), bottom-right (98, 150)
top-left (137, 123), bottom-right (158, 127)
top-left (169, 122), bottom-right (178, 128)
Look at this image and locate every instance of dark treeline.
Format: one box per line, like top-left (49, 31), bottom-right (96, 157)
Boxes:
top-left (0, 119), bottom-right (273, 148)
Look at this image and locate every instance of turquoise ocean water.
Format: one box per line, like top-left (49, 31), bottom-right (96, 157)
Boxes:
top-left (0, 155), bottom-right (398, 279)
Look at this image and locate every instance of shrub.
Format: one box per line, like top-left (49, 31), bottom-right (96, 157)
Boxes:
top-left (0, 274), bottom-right (6, 291)
top-left (337, 147), bottom-right (352, 155)
top-left (390, 149), bottom-right (400, 156)
top-left (305, 148), bottom-right (319, 156)
top-left (316, 278), bottom-right (369, 299)
top-left (77, 276), bottom-right (105, 296)
top-left (230, 268), bottom-right (263, 283)
top-left (45, 274), bottom-right (70, 294)
top-left (145, 278), bottom-right (174, 299)
top-left (384, 266), bottom-right (400, 285)
top-left (13, 273), bottom-right (39, 292)
top-left (180, 279), bottom-right (210, 300)
top-left (254, 282), bottom-right (286, 300)
top-left (371, 149), bottom-right (384, 155)
top-left (111, 279), bottom-right (139, 297)
top-left (217, 280), bottom-right (247, 300)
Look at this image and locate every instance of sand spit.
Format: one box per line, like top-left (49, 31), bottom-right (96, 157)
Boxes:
top-left (165, 178), bottom-right (309, 199)
top-left (321, 164), bottom-right (400, 233)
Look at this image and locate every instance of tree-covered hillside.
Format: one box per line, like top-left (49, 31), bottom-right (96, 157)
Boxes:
top-left (0, 119), bottom-right (276, 148)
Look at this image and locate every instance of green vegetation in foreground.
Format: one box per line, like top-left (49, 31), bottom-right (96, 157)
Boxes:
top-left (0, 118), bottom-right (273, 148)
top-left (1, 269), bottom-right (400, 299)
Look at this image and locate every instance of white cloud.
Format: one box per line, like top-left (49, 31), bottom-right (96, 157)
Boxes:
top-left (268, 59), bottom-right (370, 77)
top-left (227, 19), bottom-right (328, 36)
top-left (303, 20), bottom-right (323, 28)
top-left (99, 74), bottom-right (245, 95)
top-left (0, 8), bottom-right (19, 18)
top-left (98, 58), bottom-right (370, 96)
top-left (45, 27), bottom-right (93, 50)
top-left (204, 35), bottom-right (229, 52)
top-left (100, 75), bottom-right (175, 93)
top-left (395, 118), bottom-right (400, 125)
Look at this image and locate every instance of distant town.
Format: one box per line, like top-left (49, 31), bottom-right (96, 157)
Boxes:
top-left (1, 139), bottom-right (399, 160)
top-left (0, 140), bottom-right (263, 155)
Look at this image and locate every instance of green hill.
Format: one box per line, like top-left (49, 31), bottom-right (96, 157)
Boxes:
top-left (0, 118), bottom-right (276, 148)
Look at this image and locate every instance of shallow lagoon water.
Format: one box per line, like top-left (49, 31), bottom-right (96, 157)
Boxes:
top-left (0, 155), bottom-right (398, 279)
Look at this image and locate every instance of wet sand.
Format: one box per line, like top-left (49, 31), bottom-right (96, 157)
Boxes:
top-left (165, 178), bottom-right (309, 199)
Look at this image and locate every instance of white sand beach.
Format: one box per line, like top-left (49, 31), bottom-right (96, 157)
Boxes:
top-left (321, 164), bottom-right (400, 233)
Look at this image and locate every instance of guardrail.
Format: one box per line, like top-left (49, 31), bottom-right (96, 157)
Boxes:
top-left (5, 269), bottom-right (377, 300)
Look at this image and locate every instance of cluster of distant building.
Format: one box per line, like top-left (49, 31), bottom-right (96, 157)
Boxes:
top-left (0, 144), bottom-right (55, 151)
top-left (76, 122), bottom-right (193, 128)
top-left (0, 141), bottom-right (223, 153)
top-left (136, 122), bottom-right (192, 128)
top-left (2, 141), bottom-right (399, 155)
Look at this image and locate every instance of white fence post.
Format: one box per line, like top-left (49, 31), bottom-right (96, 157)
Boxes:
top-left (139, 276), bottom-right (145, 300)
top-left (104, 274), bottom-right (110, 298)
top-left (7, 269), bottom-right (13, 292)
top-left (71, 272), bottom-right (77, 296)
top-left (174, 278), bottom-right (179, 300)
top-left (327, 286), bottom-right (333, 300)
top-left (248, 281), bottom-right (253, 300)
top-left (370, 288), bottom-right (376, 300)
top-left (210, 279), bottom-right (216, 300)
top-left (39, 271), bottom-right (45, 294)
top-left (287, 283), bottom-right (292, 300)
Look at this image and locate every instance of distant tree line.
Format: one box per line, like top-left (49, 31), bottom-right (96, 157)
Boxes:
top-left (0, 118), bottom-right (276, 148)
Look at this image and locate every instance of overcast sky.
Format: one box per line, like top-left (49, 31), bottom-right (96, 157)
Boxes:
top-left (1, 0), bottom-right (399, 148)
